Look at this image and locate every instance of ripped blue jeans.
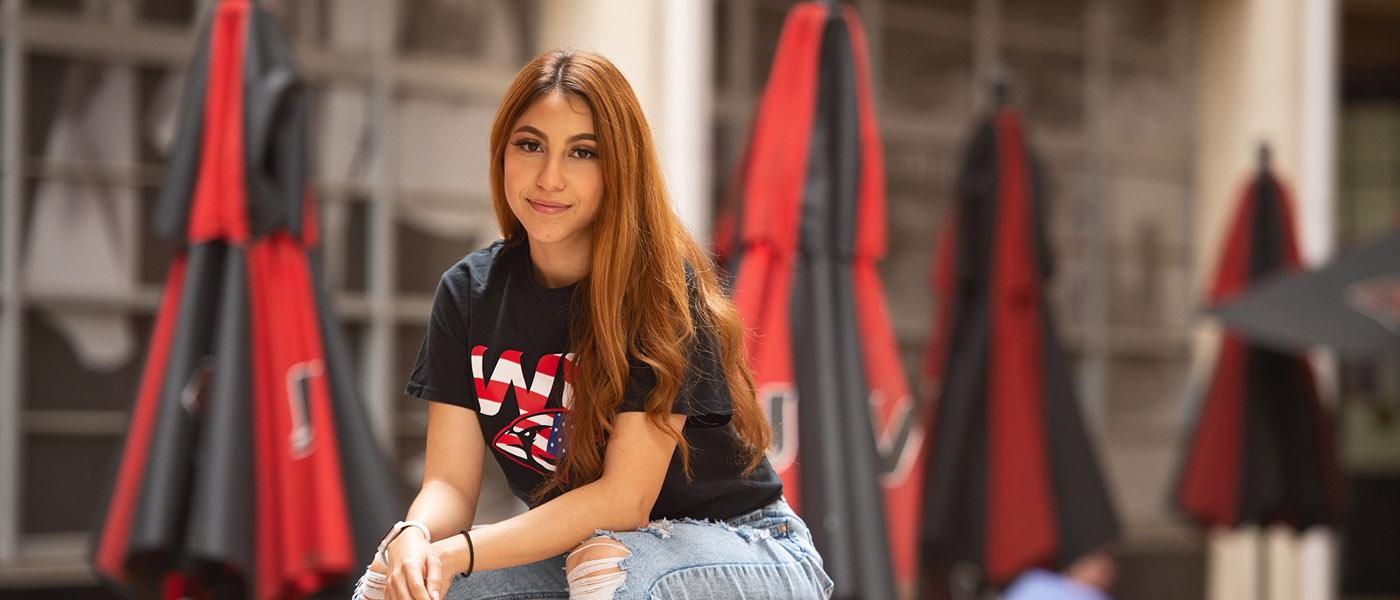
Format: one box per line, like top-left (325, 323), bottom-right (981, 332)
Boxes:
top-left (444, 496), bottom-right (833, 599)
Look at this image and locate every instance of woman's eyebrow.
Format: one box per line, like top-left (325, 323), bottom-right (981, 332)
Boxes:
top-left (511, 125), bottom-right (596, 144)
top-left (513, 125), bottom-right (547, 138)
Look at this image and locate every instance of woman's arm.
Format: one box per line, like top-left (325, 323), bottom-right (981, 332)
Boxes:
top-left (430, 411), bottom-right (685, 574)
top-left (404, 401), bottom-right (488, 539)
top-left (369, 402), bottom-right (485, 600)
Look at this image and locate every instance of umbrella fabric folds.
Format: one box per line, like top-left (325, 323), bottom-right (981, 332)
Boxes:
top-left (919, 108), bottom-right (1119, 587)
top-left (1174, 165), bottom-right (1342, 530)
top-left (1213, 226), bottom-right (1400, 358)
top-left (845, 10), bottom-right (932, 597)
top-left (727, 2), bottom-right (922, 597)
top-left (90, 1), bottom-right (404, 598)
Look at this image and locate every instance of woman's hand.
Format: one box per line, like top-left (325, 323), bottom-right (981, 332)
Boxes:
top-left (383, 529), bottom-right (447, 600)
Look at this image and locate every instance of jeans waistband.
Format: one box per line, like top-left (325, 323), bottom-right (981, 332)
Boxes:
top-left (725, 495), bottom-right (796, 528)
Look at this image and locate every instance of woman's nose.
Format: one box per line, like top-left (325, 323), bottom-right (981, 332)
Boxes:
top-left (536, 155), bottom-right (566, 191)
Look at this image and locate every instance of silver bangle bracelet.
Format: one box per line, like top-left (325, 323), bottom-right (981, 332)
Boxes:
top-left (375, 520), bottom-right (432, 566)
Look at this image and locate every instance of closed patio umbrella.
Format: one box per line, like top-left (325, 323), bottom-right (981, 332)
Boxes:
top-left (727, 2), bottom-right (913, 597)
top-left (91, 2), bottom-right (404, 598)
top-left (1174, 154), bottom-right (1342, 531)
top-left (919, 104), bottom-right (1119, 588)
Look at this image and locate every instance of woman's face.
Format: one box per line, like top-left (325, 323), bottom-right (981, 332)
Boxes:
top-left (502, 91), bottom-right (603, 249)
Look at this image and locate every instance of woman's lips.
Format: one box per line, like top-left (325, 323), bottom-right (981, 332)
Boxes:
top-left (527, 198), bottom-right (569, 215)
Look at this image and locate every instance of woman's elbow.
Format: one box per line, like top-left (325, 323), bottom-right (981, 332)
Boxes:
top-left (421, 477), bottom-right (478, 509)
top-left (627, 500), bottom-right (655, 530)
top-left (613, 495), bottom-right (653, 530)
top-left (593, 480), bottom-right (656, 530)
top-left (627, 484), bottom-right (665, 529)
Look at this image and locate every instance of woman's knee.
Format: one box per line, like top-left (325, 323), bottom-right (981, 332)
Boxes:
top-left (565, 535), bottom-right (632, 599)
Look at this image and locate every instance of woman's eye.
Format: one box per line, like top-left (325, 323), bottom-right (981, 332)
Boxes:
top-left (570, 147), bottom-right (597, 160)
top-left (513, 139), bottom-right (542, 153)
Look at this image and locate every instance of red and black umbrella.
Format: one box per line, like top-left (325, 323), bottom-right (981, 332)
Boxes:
top-left (918, 105), bottom-right (1119, 588)
top-left (1173, 156), bottom-right (1342, 530)
top-left (90, 1), bottom-right (404, 598)
top-left (727, 2), bottom-right (924, 598)
top-left (844, 11), bottom-right (932, 596)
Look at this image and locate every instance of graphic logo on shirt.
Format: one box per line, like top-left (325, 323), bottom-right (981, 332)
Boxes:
top-left (471, 346), bottom-right (575, 474)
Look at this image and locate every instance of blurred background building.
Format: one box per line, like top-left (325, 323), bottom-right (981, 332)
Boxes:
top-left (0, 0), bottom-right (1395, 598)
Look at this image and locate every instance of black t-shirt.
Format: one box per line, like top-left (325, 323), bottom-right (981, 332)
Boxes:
top-left (405, 239), bottom-right (783, 521)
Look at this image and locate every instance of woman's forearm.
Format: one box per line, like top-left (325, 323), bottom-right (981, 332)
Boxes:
top-left (405, 478), bottom-right (481, 542)
top-left (431, 477), bottom-right (646, 574)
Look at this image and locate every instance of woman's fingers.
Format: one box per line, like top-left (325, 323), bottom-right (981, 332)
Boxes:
top-left (391, 565), bottom-right (417, 600)
top-left (383, 532), bottom-right (447, 600)
top-left (403, 562), bottom-right (433, 600)
top-left (425, 555), bottom-right (444, 600)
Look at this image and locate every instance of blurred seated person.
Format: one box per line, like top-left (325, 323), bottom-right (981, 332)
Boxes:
top-left (1002, 549), bottom-right (1115, 600)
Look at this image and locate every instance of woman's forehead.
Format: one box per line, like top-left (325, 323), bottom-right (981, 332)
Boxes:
top-left (514, 91), bottom-right (594, 134)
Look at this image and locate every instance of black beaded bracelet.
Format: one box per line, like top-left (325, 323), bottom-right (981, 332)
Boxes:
top-left (457, 529), bottom-right (475, 579)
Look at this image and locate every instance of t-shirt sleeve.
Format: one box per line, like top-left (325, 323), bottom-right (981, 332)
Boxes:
top-left (618, 326), bottom-right (734, 428)
top-left (404, 273), bottom-right (479, 411)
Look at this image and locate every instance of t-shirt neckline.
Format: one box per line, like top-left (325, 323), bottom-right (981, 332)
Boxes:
top-left (518, 244), bottom-right (577, 306)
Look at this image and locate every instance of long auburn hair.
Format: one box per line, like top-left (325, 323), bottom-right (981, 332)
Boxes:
top-left (487, 49), bottom-right (770, 502)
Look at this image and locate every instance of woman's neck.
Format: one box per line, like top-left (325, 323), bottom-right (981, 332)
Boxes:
top-left (526, 235), bottom-right (591, 289)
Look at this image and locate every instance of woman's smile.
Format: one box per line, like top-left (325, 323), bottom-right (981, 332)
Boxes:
top-left (526, 197), bottom-right (571, 215)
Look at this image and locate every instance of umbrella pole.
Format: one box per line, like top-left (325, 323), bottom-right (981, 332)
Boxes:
top-left (1255, 529), bottom-right (1266, 600)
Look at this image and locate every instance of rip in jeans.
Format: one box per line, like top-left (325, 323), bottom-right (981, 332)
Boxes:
top-left (566, 535), bottom-right (631, 599)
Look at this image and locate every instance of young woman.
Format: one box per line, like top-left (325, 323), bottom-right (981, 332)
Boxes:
top-left (354, 49), bottom-right (833, 600)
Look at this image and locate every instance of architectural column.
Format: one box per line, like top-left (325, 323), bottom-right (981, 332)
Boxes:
top-left (1191, 1), bottom-right (1339, 599)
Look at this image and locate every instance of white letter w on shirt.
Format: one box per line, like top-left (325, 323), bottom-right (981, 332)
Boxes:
top-left (470, 346), bottom-right (575, 416)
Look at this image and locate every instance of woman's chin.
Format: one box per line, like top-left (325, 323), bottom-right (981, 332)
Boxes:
top-left (520, 222), bottom-right (594, 247)
top-left (524, 229), bottom-right (579, 247)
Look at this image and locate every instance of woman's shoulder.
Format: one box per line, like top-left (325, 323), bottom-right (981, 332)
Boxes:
top-left (436, 238), bottom-right (515, 303)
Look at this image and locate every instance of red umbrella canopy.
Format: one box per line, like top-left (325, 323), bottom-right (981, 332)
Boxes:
top-left (920, 107), bottom-right (1119, 586)
top-left (92, 2), bottom-right (403, 598)
top-left (727, 0), bottom-right (824, 514)
top-left (726, 2), bottom-right (923, 597)
top-left (1174, 166), bottom-right (1343, 530)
